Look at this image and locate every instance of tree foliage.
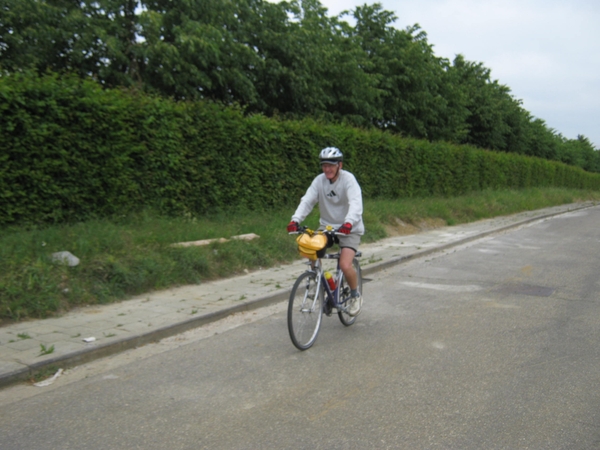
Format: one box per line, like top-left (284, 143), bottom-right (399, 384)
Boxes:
top-left (0, 0), bottom-right (597, 170)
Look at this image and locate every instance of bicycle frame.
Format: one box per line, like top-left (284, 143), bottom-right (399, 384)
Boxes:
top-left (308, 252), bottom-right (359, 314)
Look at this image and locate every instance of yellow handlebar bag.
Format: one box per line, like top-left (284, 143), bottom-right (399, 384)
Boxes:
top-left (296, 233), bottom-right (328, 260)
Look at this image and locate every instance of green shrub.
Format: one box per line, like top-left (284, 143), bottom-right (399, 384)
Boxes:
top-left (2, 70), bottom-right (600, 227)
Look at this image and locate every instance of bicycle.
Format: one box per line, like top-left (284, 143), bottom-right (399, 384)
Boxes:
top-left (287, 226), bottom-right (363, 350)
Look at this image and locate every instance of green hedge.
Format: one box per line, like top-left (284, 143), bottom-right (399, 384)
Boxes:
top-left (2, 71), bottom-right (600, 226)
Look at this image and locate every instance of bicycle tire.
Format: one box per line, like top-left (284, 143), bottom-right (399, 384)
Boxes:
top-left (288, 271), bottom-right (323, 350)
top-left (338, 257), bottom-right (362, 326)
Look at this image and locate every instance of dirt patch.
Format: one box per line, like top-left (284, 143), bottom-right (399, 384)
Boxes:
top-left (383, 217), bottom-right (447, 237)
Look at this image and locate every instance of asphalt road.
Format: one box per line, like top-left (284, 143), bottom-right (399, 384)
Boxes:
top-left (2, 208), bottom-right (600, 449)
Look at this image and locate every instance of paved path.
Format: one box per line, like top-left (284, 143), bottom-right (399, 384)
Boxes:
top-left (0, 202), bottom-right (594, 387)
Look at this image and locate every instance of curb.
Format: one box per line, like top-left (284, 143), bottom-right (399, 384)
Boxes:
top-left (1, 203), bottom-right (594, 388)
top-left (0, 290), bottom-right (291, 388)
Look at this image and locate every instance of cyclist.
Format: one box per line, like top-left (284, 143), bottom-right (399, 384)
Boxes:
top-left (287, 147), bottom-right (364, 316)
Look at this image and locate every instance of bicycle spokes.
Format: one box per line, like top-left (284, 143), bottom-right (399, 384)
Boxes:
top-left (288, 272), bottom-right (323, 350)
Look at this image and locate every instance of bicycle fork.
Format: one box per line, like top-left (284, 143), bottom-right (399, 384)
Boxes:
top-left (301, 273), bottom-right (321, 313)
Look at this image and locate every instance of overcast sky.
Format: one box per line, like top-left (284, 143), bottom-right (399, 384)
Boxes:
top-left (297, 0), bottom-right (600, 148)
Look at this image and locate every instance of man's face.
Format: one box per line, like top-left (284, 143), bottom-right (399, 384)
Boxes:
top-left (321, 162), bottom-right (341, 182)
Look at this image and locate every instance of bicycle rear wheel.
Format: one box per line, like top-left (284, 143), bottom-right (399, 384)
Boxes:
top-left (288, 271), bottom-right (323, 350)
top-left (338, 257), bottom-right (362, 326)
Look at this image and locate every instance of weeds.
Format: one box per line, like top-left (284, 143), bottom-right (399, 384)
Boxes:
top-left (38, 344), bottom-right (55, 356)
top-left (1, 188), bottom-right (599, 322)
top-left (30, 365), bottom-right (60, 384)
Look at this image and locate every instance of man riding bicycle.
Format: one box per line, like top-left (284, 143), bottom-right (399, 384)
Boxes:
top-left (287, 147), bottom-right (364, 316)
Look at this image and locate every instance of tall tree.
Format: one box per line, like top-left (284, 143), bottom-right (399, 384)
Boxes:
top-left (140, 0), bottom-right (261, 103)
top-left (85, 0), bottom-right (144, 87)
top-left (349, 4), bottom-right (467, 140)
top-left (276, 0), bottom-right (380, 123)
top-left (449, 55), bottom-right (518, 151)
top-left (0, 0), bottom-right (87, 73)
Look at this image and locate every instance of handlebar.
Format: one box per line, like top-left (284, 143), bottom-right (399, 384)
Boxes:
top-left (289, 225), bottom-right (342, 236)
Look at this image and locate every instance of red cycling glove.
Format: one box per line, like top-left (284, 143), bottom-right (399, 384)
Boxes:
top-left (338, 222), bottom-right (352, 235)
top-left (287, 221), bottom-right (299, 233)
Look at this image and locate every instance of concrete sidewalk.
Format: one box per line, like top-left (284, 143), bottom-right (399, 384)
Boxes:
top-left (0, 202), bottom-right (594, 387)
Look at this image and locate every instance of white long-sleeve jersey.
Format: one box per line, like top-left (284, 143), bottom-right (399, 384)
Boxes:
top-left (291, 169), bottom-right (364, 235)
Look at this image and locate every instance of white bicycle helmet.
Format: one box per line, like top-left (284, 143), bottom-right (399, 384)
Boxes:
top-left (319, 147), bottom-right (343, 164)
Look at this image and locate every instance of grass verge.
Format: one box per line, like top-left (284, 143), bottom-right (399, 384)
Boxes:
top-left (1, 188), bottom-right (599, 323)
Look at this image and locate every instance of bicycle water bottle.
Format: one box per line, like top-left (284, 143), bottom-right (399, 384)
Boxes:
top-left (324, 271), bottom-right (336, 290)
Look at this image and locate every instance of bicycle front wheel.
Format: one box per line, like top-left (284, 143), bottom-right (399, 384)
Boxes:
top-left (338, 257), bottom-right (362, 326)
top-left (288, 271), bottom-right (323, 350)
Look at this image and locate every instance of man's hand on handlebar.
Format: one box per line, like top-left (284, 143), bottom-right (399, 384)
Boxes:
top-left (287, 221), bottom-right (299, 234)
top-left (338, 222), bottom-right (352, 235)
